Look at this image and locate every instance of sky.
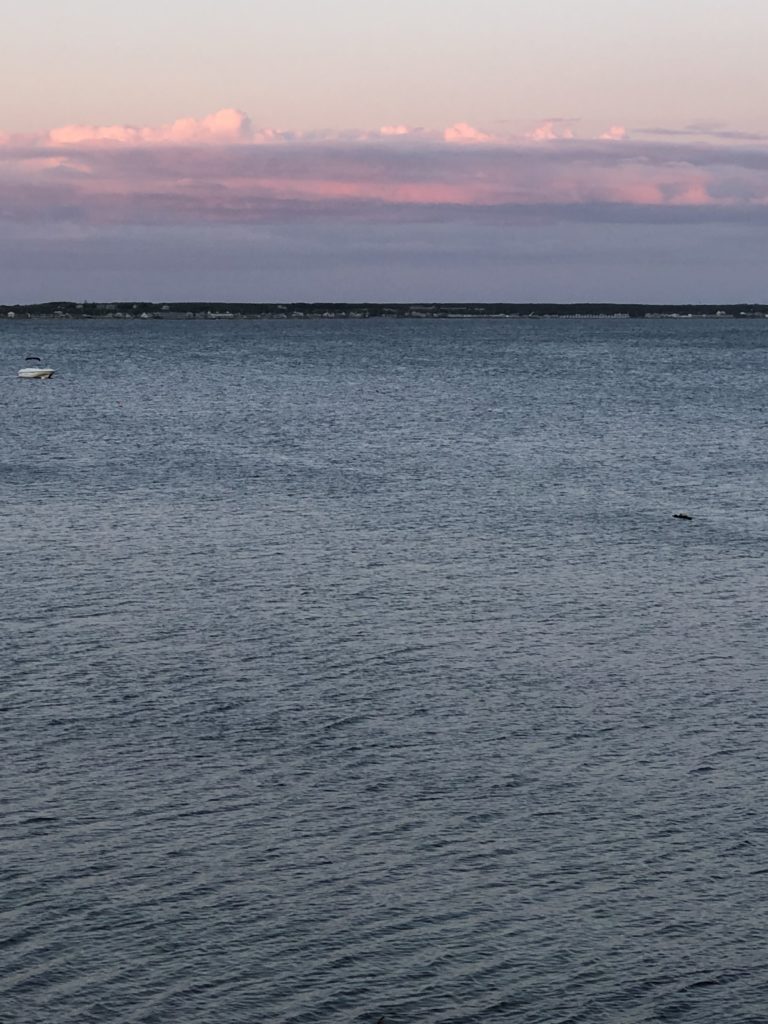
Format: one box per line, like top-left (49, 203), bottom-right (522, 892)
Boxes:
top-left (3, 0), bottom-right (768, 302)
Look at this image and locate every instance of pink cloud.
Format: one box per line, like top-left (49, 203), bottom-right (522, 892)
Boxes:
top-left (527, 121), bottom-right (575, 142)
top-left (48, 123), bottom-right (143, 145)
top-left (599, 125), bottom-right (627, 141)
top-left (0, 110), bottom-right (649, 152)
top-left (2, 109), bottom-right (768, 231)
top-left (46, 108), bottom-right (258, 147)
top-left (379, 125), bottom-right (412, 137)
top-left (443, 122), bottom-right (493, 144)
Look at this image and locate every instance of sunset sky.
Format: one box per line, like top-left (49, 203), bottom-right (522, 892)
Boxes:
top-left (3, 0), bottom-right (768, 302)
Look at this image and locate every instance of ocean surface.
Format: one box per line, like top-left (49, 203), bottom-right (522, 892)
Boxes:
top-left (2, 316), bottom-right (768, 1024)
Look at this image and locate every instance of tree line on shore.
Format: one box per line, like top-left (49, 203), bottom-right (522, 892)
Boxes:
top-left (3, 301), bottom-right (767, 319)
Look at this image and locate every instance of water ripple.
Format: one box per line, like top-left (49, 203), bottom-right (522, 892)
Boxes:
top-left (3, 318), bottom-right (768, 1021)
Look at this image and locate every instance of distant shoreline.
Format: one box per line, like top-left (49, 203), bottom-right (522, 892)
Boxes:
top-left (3, 301), bottom-right (767, 321)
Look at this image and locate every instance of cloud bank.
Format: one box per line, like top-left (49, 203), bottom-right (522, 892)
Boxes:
top-left (4, 110), bottom-right (768, 302)
top-left (3, 108), bottom-right (768, 230)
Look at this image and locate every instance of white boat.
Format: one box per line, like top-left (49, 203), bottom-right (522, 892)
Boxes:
top-left (18, 367), bottom-right (55, 379)
top-left (18, 357), bottom-right (54, 379)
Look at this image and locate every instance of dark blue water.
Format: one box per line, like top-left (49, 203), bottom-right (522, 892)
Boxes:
top-left (2, 317), bottom-right (768, 1023)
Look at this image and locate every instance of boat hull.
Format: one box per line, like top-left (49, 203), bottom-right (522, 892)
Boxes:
top-left (18, 368), bottom-right (55, 379)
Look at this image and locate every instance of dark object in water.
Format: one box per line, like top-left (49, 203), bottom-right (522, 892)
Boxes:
top-left (673, 513), bottom-right (693, 521)
top-left (24, 355), bottom-right (41, 361)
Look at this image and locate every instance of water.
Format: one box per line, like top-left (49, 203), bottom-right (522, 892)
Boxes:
top-left (2, 317), bottom-right (768, 1023)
